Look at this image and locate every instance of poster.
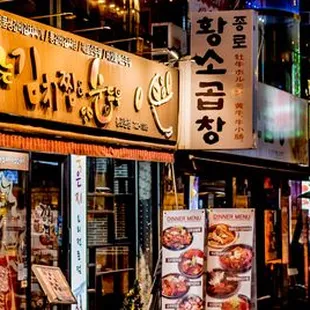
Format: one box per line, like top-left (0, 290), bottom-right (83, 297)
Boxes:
top-left (162, 210), bottom-right (206, 309)
top-left (70, 155), bottom-right (87, 310)
top-left (206, 209), bottom-right (255, 309)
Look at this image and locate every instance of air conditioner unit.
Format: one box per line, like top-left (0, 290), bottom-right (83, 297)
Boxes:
top-left (151, 22), bottom-right (187, 60)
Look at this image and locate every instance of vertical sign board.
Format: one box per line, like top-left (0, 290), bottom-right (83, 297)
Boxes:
top-left (189, 10), bottom-right (257, 149)
top-left (70, 155), bottom-right (87, 310)
top-left (162, 210), bottom-right (206, 309)
top-left (206, 209), bottom-right (255, 309)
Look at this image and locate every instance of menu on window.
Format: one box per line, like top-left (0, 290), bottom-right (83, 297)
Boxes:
top-left (162, 210), bottom-right (206, 310)
top-left (205, 209), bottom-right (255, 310)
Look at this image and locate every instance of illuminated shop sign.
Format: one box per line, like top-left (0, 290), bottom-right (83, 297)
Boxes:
top-left (0, 10), bottom-right (179, 144)
top-left (246, 0), bottom-right (299, 14)
top-left (186, 10), bottom-right (257, 149)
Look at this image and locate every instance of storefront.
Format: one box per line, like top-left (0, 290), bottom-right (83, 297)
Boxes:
top-left (175, 80), bottom-right (310, 309)
top-left (0, 9), bottom-right (179, 310)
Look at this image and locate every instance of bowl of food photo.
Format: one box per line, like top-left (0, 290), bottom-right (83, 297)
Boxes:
top-left (178, 248), bottom-right (205, 279)
top-left (207, 224), bottom-right (237, 249)
top-left (162, 226), bottom-right (193, 251)
top-left (221, 294), bottom-right (251, 310)
top-left (219, 244), bottom-right (253, 273)
top-left (178, 294), bottom-right (204, 310)
top-left (206, 269), bottom-right (240, 299)
top-left (162, 273), bottom-right (190, 299)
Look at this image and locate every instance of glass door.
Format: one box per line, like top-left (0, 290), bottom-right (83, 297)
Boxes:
top-left (30, 154), bottom-right (68, 309)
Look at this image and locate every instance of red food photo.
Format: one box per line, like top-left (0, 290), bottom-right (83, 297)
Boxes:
top-left (162, 273), bottom-right (189, 299)
top-left (179, 249), bottom-right (204, 278)
top-left (162, 226), bottom-right (193, 251)
top-left (206, 269), bottom-right (239, 299)
top-left (178, 295), bottom-right (204, 310)
top-left (221, 294), bottom-right (251, 310)
top-left (220, 244), bottom-right (253, 273)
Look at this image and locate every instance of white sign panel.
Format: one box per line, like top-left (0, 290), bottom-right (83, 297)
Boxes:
top-left (162, 210), bottom-right (206, 309)
top-left (230, 82), bottom-right (309, 165)
top-left (70, 155), bottom-right (87, 310)
top-left (189, 0), bottom-right (244, 13)
top-left (188, 10), bottom-right (257, 149)
top-left (206, 209), bottom-right (255, 309)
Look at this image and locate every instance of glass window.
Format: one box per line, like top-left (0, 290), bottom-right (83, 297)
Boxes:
top-left (0, 169), bottom-right (28, 309)
top-left (258, 14), bottom-right (300, 95)
top-left (87, 157), bottom-right (136, 310)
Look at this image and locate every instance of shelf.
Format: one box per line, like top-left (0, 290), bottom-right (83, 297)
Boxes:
top-left (88, 192), bottom-right (114, 197)
top-left (88, 242), bottom-right (131, 248)
top-left (114, 176), bottom-right (134, 179)
top-left (115, 193), bottom-right (133, 196)
top-left (87, 210), bottom-right (115, 214)
top-left (96, 268), bottom-right (134, 276)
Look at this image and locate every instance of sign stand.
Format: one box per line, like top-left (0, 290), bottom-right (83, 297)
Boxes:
top-left (32, 265), bottom-right (77, 306)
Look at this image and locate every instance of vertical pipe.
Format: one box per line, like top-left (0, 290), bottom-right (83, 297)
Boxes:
top-left (49, 0), bottom-right (54, 27)
top-left (56, 0), bottom-right (62, 29)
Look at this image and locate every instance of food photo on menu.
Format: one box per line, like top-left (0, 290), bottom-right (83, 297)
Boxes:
top-left (208, 224), bottom-right (237, 249)
top-left (178, 249), bottom-right (204, 279)
top-left (162, 226), bottom-right (193, 251)
top-left (221, 294), bottom-right (251, 310)
top-left (162, 273), bottom-right (190, 299)
top-left (219, 244), bottom-right (253, 273)
top-left (206, 269), bottom-right (240, 299)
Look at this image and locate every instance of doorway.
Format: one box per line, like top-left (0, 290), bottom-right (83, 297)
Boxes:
top-left (29, 154), bottom-right (69, 309)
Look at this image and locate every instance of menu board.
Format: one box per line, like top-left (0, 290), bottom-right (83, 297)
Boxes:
top-left (206, 209), bottom-right (255, 310)
top-left (32, 265), bottom-right (77, 305)
top-left (162, 210), bottom-right (206, 310)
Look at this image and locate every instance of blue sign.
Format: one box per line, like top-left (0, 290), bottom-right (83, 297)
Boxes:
top-left (246, 0), bottom-right (299, 13)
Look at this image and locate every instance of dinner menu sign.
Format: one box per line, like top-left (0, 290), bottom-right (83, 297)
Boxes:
top-left (206, 209), bottom-right (255, 310)
top-left (162, 210), bottom-right (206, 310)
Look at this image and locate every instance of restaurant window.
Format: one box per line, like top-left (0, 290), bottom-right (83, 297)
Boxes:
top-left (258, 14), bottom-right (300, 95)
top-left (86, 158), bottom-right (136, 309)
top-left (0, 152), bottom-right (29, 309)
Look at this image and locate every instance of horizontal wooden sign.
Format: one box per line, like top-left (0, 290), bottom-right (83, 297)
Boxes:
top-left (0, 10), bottom-right (179, 145)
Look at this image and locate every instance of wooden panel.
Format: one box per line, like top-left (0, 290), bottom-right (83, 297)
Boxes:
top-left (0, 150), bottom-right (29, 171)
top-left (0, 10), bottom-right (179, 145)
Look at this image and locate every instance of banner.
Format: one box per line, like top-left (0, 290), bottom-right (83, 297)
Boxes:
top-left (70, 155), bottom-right (87, 310)
top-left (162, 210), bottom-right (206, 309)
top-left (187, 10), bottom-right (257, 149)
top-left (206, 209), bottom-right (255, 309)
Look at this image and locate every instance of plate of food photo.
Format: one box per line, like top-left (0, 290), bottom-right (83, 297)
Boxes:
top-left (178, 248), bottom-right (205, 279)
top-left (221, 294), bottom-right (251, 310)
top-left (162, 273), bottom-right (190, 299)
top-left (178, 294), bottom-right (204, 310)
top-left (219, 244), bottom-right (253, 273)
top-left (208, 224), bottom-right (237, 249)
top-left (162, 226), bottom-right (193, 251)
top-left (206, 269), bottom-right (240, 299)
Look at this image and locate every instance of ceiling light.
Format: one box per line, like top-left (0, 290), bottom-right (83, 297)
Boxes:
top-left (109, 3), bottom-right (115, 8)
